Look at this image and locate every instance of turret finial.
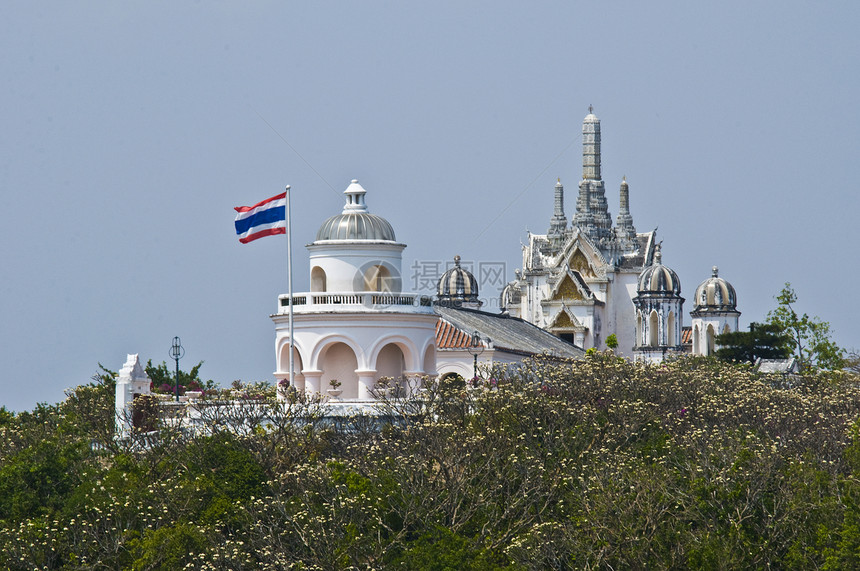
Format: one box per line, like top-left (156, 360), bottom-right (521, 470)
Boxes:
top-left (454, 255), bottom-right (461, 267)
top-left (712, 266), bottom-right (719, 277)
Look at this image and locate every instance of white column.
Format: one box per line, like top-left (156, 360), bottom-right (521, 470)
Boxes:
top-left (356, 369), bottom-right (377, 400)
top-left (302, 370), bottom-right (323, 394)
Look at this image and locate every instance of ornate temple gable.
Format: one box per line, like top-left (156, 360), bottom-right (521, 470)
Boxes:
top-left (548, 305), bottom-right (587, 332)
top-left (569, 249), bottom-right (595, 278)
top-left (549, 268), bottom-right (593, 302)
top-left (551, 232), bottom-right (609, 280)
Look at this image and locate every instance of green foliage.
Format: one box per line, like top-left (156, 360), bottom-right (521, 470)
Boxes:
top-left (129, 522), bottom-right (209, 571)
top-left (145, 359), bottom-right (215, 395)
top-left (6, 356), bottom-right (860, 568)
top-left (767, 282), bottom-right (845, 370)
top-left (605, 333), bottom-right (618, 350)
top-left (715, 321), bottom-right (792, 363)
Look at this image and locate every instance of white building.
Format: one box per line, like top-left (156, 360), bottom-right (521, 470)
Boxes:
top-left (271, 181), bottom-right (584, 401)
top-left (271, 180), bottom-right (438, 400)
top-left (502, 108), bottom-right (740, 362)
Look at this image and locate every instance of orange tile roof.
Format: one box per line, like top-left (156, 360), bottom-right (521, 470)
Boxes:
top-left (435, 319), bottom-right (476, 349)
top-left (681, 326), bottom-right (693, 344)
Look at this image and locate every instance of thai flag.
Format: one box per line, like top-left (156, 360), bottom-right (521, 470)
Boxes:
top-left (234, 192), bottom-right (287, 244)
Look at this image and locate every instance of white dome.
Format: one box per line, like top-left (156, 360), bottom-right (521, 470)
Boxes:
top-left (315, 180), bottom-right (397, 242)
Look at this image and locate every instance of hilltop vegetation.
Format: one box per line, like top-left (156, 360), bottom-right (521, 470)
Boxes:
top-left (3, 355), bottom-right (860, 569)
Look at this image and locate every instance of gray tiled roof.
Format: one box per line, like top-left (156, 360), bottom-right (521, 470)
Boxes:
top-left (434, 305), bottom-right (585, 359)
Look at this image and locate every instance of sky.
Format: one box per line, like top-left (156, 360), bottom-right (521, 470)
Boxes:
top-left (2, 2), bottom-right (859, 411)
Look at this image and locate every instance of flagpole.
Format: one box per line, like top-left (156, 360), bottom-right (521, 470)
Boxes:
top-left (286, 185), bottom-right (294, 390)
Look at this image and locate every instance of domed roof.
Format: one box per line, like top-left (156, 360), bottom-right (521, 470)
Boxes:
top-left (637, 246), bottom-right (681, 296)
top-left (315, 180), bottom-right (397, 242)
top-left (693, 267), bottom-right (738, 312)
top-left (437, 256), bottom-right (479, 305)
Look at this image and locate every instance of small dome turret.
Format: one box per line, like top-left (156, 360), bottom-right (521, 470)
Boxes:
top-left (315, 180), bottom-right (397, 242)
top-left (436, 256), bottom-right (481, 307)
top-left (692, 266), bottom-right (738, 313)
top-left (637, 245), bottom-right (681, 296)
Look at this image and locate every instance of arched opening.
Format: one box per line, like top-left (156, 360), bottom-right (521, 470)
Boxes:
top-left (636, 311), bottom-right (643, 346)
top-left (319, 342), bottom-right (359, 399)
top-left (278, 344), bottom-right (305, 392)
top-left (706, 325), bottom-right (716, 356)
top-left (649, 310), bottom-right (659, 347)
top-left (692, 325), bottom-right (700, 354)
top-left (311, 266), bottom-right (327, 292)
top-left (667, 311), bottom-right (676, 346)
top-left (722, 323), bottom-right (731, 335)
top-left (439, 372), bottom-right (465, 391)
top-left (364, 265), bottom-right (392, 292)
top-left (375, 343), bottom-right (406, 393)
top-left (423, 345), bottom-right (436, 378)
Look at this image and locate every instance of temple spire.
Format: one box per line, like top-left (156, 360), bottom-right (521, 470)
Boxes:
top-left (574, 107), bottom-right (613, 246)
top-left (614, 176), bottom-right (637, 250)
top-left (582, 107), bottom-right (601, 181)
top-left (547, 178), bottom-right (567, 238)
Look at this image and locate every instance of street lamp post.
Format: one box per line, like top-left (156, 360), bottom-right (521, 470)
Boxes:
top-left (169, 336), bottom-right (185, 402)
top-left (466, 330), bottom-right (484, 386)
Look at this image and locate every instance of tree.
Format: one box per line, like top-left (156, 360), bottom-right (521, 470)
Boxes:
top-left (605, 333), bottom-right (618, 350)
top-left (145, 360), bottom-right (215, 395)
top-left (845, 349), bottom-right (860, 375)
top-left (715, 322), bottom-right (792, 364)
top-left (766, 283), bottom-right (845, 371)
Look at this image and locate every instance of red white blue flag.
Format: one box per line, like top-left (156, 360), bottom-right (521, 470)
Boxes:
top-left (234, 192), bottom-right (287, 244)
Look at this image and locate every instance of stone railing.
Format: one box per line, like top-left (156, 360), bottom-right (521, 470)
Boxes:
top-left (277, 291), bottom-right (434, 314)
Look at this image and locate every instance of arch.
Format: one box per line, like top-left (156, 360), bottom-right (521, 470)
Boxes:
top-left (276, 337), bottom-right (309, 373)
top-left (375, 343), bottom-right (405, 383)
top-left (649, 310), bottom-right (659, 347)
top-left (311, 266), bottom-right (327, 292)
top-left (422, 343), bottom-right (436, 376)
top-left (706, 324), bottom-right (716, 356)
top-left (692, 324), bottom-right (700, 354)
top-left (722, 323), bottom-right (731, 336)
top-left (667, 311), bottom-right (676, 346)
top-left (364, 264), bottom-right (392, 292)
top-left (319, 342), bottom-right (359, 399)
top-left (438, 371), bottom-right (465, 391)
top-left (636, 310), bottom-right (643, 346)
top-left (368, 335), bottom-right (420, 372)
top-left (310, 334), bottom-right (365, 371)
top-left (277, 341), bottom-right (306, 391)
top-left (437, 362), bottom-right (472, 380)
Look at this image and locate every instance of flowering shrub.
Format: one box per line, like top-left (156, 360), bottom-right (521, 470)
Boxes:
top-left (3, 355), bottom-right (860, 568)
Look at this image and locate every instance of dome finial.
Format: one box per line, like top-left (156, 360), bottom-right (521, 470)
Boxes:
top-left (454, 255), bottom-right (461, 267)
top-left (712, 266), bottom-right (719, 277)
top-left (588, 104), bottom-right (593, 114)
top-left (654, 242), bottom-right (663, 264)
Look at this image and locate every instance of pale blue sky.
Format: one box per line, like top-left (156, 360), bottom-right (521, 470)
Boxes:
top-left (2, 2), bottom-right (858, 411)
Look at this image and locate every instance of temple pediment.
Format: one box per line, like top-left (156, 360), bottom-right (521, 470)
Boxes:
top-left (551, 232), bottom-right (608, 279)
top-left (548, 305), bottom-right (587, 332)
top-left (549, 269), bottom-right (594, 302)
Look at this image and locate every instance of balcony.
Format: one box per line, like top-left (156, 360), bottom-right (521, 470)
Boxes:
top-left (277, 291), bottom-right (435, 315)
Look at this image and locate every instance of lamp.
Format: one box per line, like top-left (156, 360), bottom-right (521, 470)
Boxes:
top-left (466, 330), bottom-right (484, 385)
top-left (169, 336), bottom-right (185, 402)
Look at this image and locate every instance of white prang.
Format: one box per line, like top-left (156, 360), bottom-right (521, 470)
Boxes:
top-left (115, 353), bottom-right (151, 437)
